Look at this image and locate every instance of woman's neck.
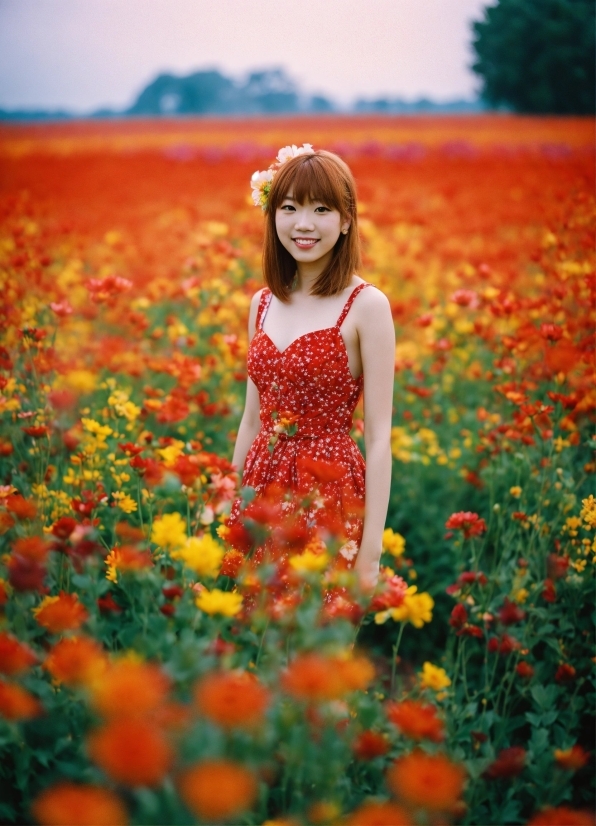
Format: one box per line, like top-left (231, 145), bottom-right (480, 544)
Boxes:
top-left (294, 253), bottom-right (332, 295)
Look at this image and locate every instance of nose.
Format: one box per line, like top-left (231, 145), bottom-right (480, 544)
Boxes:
top-left (293, 208), bottom-right (315, 231)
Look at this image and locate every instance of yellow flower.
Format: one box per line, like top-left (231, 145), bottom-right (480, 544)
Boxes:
top-left (157, 440), bottom-right (185, 467)
top-left (60, 369), bottom-right (97, 393)
top-left (196, 588), bottom-right (243, 617)
top-left (509, 486), bottom-right (522, 498)
top-left (111, 491), bottom-right (137, 514)
top-left (171, 535), bottom-right (224, 578)
top-left (513, 588), bottom-right (529, 604)
top-left (108, 390), bottom-right (141, 421)
top-left (151, 512), bottom-right (187, 549)
top-left (382, 528), bottom-right (406, 557)
top-left (388, 586), bottom-right (434, 628)
top-left (580, 495), bottom-right (596, 529)
top-left (419, 661), bottom-right (451, 691)
top-left (572, 559), bottom-right (587, 573)
top-left (289, 550), bottom-right (329, 573)
top-left (216, 524), bottom-right (230, 541)
top-left (81, 418), bottom-right (113, 441)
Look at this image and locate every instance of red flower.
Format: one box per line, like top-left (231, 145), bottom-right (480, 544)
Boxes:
top-left (542, 578), bottom-right (556, 603)
top-left (445, 511), bottom-right (487, 539)
top-left (51, 516), bottom-right (78, 541)
top-left (458, 624), bottom-right (484, 638)
top-left (297, 456), bottom-right (345, 483)
top-left (484, 746), bottom-right (526, 779)
top-left (225, 523), bottom-right (253, 554)
top-left (353, 729), bottom-right (389, 760)
top-left (97, 593), bottom-right (122, 614)
top-left (386, 699), bottom-right (445, 742)
top-left (22, 425), bottom-right (49, 438)
top-left (516, 661), bottom-right (535, 679)
top-left (449, 603), bottom-right (468, 629)
top-left (498, 598), bottom-right (526, 625)
top-left (555, 663), bottom-right (576, 684)
top-left (487, 634), bottom-right (520, 656)
top-left (162, 584), bottom-right (184, 601)
top-left (547, 553), bottom-right (569, 580)
top-left (8, 555), bottom-right (46, 592)
top-left (540, 323), bottom-right (563, 342)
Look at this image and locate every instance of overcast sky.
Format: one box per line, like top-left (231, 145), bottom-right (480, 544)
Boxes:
top-left (0, 0), bottom-right (489, 112)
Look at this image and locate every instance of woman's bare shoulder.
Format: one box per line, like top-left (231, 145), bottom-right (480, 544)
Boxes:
top-left (360, 282), bottom-right (391, 307)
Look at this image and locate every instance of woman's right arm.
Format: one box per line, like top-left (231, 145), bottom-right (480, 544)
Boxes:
top-left (231, 290), bottom-right (263, 479)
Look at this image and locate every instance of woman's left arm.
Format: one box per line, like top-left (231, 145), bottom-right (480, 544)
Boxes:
top-left (353, 287), bottom-right (396, 591)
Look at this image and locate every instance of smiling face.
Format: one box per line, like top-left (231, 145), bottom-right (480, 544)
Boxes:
top-left (263, 151), bottom-right (362, 298)
top-left (275, 191), bottom-right (350, 270)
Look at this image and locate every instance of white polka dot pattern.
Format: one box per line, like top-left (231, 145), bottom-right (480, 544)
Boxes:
top-left (227, 282), bottom-right (373, 562)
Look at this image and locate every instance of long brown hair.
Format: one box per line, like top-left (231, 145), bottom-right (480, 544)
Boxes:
top-left (262, 150), bottom-right (362, 301)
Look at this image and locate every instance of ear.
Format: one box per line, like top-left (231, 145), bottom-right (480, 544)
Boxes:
top-left (341, 221), bottom-right (351, 235)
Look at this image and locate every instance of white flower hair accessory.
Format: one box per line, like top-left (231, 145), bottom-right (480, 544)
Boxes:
top-left (250, 143), bottom-right (314, 211)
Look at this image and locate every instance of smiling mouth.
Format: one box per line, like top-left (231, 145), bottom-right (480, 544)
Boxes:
top-left (292, 238), bottom-right (319, 248)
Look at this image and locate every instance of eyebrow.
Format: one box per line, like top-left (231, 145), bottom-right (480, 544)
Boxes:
top-left (283, 195), bottom-right (295, 201)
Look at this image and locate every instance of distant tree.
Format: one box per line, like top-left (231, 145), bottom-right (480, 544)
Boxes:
top-left (471, 0), bottom-right (595, 114)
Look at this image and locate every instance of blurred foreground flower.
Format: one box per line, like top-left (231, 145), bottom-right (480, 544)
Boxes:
top-left (178, 759), bottom-right (258, 821)
top-left (31, 782), bottom-right (128, 826)
top-left (386, 749), bottom-right (466, 810)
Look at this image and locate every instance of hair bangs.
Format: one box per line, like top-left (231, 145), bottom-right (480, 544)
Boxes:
top-left (270, 154), bottom-right (349, 216)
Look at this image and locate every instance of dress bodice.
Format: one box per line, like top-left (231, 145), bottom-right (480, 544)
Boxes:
top-left (248, 282), bottom-right (372, 441)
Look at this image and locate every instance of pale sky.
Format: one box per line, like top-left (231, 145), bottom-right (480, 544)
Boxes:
top-left (0, 0), bottom-right (488, 112)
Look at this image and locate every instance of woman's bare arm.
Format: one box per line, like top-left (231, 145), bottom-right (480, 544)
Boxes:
top-left (231, 290), bottom-right (263, 479)
top-left (353, 287), bottom-right (396, 590)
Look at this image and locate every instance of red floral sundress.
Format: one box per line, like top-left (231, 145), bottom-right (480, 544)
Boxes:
top-left (226, 282), bottom-right (374, 568)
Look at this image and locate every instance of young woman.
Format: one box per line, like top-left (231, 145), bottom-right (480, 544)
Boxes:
top-left (227, 145), bottom-right (395, 591)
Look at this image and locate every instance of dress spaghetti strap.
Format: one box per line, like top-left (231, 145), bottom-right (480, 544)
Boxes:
top-left (256, 288), bottom-right (272, 330)
top-left (336, 282), bottom-right (371, 328)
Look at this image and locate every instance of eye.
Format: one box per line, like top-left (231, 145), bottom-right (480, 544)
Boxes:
top-left (315, 206), bottom-right (331, 213)
top-left (280, 204), bottom-right (295, 211)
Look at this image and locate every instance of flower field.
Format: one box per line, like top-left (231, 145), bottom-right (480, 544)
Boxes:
top-left (0, 115), bottom-right (594, 825)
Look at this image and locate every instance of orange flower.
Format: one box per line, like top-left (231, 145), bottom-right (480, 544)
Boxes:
top-left (178, 760), bottom-right (257, 822)
top-left (105, 545), bottom-right (153, 582)
top-left (33, 592), bottom-right (88, 633)
top-left (5, 494), bottom-right (37, 520)
top-left (44, 636), bottom-right (107, 687)
top-left (335, 654), bottom-right (376, 692)
top-left (194, 670), bottom-right (270, 729)
top-left (0, 632), bottom-right (37, 676)
top-left (87, 718), bottom-right (173, 787)
top-left (386, 750), bottom-right (466, 811)
top-left (282, 652), bottom-right (374, 703)
top-left (554, 745), bottom-right (590, 771)
top-left (346, 800), bottom-right (413, 826)
top-left (90, 658), bottom-right (170, 719)
top-left (0, 679), bottom-right (42, 720)
top-left (386, 700), bottom-right (445, 742)
top-left (528, 807), bottom-right (595, 826)
top-left (31, 782), bottom-right (128, 826)
top-left (12, 535), bottom-right (49, 562)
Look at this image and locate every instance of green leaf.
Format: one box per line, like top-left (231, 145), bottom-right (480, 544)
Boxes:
top-left (531, 684), bottom-right (558, 710)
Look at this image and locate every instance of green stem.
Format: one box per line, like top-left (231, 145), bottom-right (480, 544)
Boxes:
top-left (390, 623), bottom-right (406, 698)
